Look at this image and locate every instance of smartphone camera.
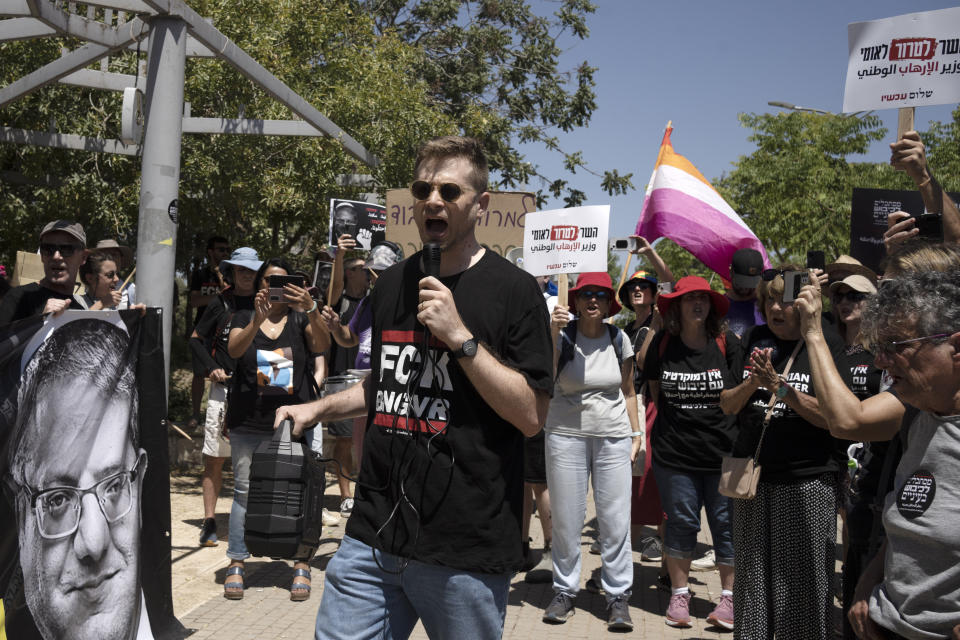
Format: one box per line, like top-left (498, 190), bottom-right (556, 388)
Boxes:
top-left (657, 281), bottom-right (674, 295)
top-left (268, 274), bottom-right (305, 302)
top-left (609, 237), bottom-right (639, 252)
top-left (782, 270), bottom-right (809, 303)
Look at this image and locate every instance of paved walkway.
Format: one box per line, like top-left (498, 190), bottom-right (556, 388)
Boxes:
top-left (169, 466), bottom-right (738, 639)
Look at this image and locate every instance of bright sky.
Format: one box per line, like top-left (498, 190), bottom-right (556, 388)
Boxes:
top-left (514, 1), bottom-right (959, 245)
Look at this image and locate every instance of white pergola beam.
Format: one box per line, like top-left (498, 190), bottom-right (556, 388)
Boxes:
top-left (141, 0), bottom-right (378, 167)
top-left (0, 17), bottom-right (55, 40)
top-left (28, 0), bottom-right (148, 48)
top-left (0, 126), bottom-right (139, 155)
top-left (0, 42), bottom-right (112, 107)
top-left (59, 68), bottom-right (144, 91)
top-left (0, 0), bottom-right (30, 17)
top-left (182, 117), bottom-right (329, 136)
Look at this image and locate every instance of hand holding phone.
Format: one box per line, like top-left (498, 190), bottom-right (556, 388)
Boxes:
top-left (268, 274), bottom-right (306, 302)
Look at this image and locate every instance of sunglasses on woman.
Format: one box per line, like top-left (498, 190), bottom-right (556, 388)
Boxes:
top-left (577, 289), bottom-right (611, 301)
top-left (832, 290), bottom-right (868, 304)
top-left (410, 181), bottom-right (468, 203)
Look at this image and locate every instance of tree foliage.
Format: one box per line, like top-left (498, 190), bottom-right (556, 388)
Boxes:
top-left (0, 2), bottom-right (450, 271)
top-left (359, 0), bottom-right (634, 207)
top-left (922, 105), bottom-right (960, 193)
top-left (713, 111), bottom-right (905, 265)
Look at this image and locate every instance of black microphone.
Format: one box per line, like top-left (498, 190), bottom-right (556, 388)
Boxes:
top-left (422, 243), bottom-right (442, 278)
top-left (420, 243), bottom-right (442, 376)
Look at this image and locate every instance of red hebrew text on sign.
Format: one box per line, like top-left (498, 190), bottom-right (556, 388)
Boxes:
top-left (550, 225), bottom-right (578, 241)
top-left (889, 37), bottom-right (937, 61)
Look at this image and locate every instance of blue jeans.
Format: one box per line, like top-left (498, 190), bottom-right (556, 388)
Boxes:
top-left (545, 432), bottom-right (633, 600)
top-left (315, 535), bottom-right (511, 640)
top-left (652, 460), bottom-right (734, 565)
top-left (227, 431), bottom-right (272, 560)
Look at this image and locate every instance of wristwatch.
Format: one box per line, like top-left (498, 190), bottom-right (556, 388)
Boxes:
top-left (453, 337), bottom-right (478, 359)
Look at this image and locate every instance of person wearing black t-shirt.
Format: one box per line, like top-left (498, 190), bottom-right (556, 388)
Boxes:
top-left (719, 266), bottom-right (848, 640)
top-left (188, 247), bottom-right (261, 548)
top-left (276, 136), bottom-right (553, 640)
top-left (0, 220), bottom-right (88, 325)
top-left (221, 257), bottom-right (329, 602)
top-left (640, 276), bottom-right (739, 630)
top-left (187, 236), bottom-right (230, 429)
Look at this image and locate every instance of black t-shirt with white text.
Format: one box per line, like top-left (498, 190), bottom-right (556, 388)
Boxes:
top-left (226, 309), bottom-right (311, 434)
top-left (345, 250), bottom-right (553, 574)
top-left (729, 323), bottom-right (849, 483)
top-left (643, 330), bottom-right (740, 473)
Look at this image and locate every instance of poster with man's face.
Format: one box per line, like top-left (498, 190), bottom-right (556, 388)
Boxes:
top-left (0, 310), bottom-right (177, 640)
top-left (329, 199), bottom-right (386, 250)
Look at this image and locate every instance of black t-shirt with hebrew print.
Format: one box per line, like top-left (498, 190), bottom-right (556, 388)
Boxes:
top-left (345, 249), bottom-right (553, 574)
top-left (643, 330), bottom-right (740, 473)
top-left (729, 323), bottom-right (849, 483)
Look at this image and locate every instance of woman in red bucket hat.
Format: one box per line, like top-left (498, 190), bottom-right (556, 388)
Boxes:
top-left (639, 275), bottom-right (739, 630)
top-left (541, 271), bottom-right (641, 630)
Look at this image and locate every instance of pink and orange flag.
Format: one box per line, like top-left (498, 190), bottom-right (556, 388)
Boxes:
top-left (635, 125), bottom-right (769, 278)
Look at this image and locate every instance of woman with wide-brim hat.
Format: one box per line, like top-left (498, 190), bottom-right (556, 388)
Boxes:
top-left (640, 275), bottom-right (740, 630)
top-left (541, 271), bottom-right (642, 631)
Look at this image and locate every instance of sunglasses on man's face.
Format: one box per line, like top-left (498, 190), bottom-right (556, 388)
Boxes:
top-left (39, 243), bottom-right (81, 258)
top-left (410, 180), bottom-right (468, 203)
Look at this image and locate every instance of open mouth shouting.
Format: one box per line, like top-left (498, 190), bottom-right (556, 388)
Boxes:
top-left (423, 217), bottom-right (449, 242)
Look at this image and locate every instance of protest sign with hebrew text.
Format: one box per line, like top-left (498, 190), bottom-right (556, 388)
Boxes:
top-left (843, 7), bottom-right (960, 112)
top-left (522, 206), bottom-right (609, 276)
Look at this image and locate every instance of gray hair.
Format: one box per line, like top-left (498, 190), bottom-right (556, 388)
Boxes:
top-left (861, 267), bottom-right (960, 347)
top-left (8, 319), bottom-right (138, 485)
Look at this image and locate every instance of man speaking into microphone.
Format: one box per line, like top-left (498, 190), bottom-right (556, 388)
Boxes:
top-left (277, 136), bottom-right (553, 640)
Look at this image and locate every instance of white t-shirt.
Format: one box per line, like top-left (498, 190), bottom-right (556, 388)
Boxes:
top-left (545, 327), bottom-right (633, 438)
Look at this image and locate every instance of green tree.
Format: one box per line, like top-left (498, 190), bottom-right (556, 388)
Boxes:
top-left (922, 105), bottom-right (960, 192)
top-left (1, 1), bottom-right (455, 271)
top-left (359, 0), bottom-right (634, 207)
top-left (713, 111), bottom-right (900, 264)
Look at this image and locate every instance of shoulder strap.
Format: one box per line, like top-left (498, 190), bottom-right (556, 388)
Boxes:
top-left (555, 320), bottom-right (578, 380)
top-left (716, 332), bottom-right (727, 357)
top-left (606, 323), bottom-right (623, 363)
top-left (752, 340), bottom-right (804, 462)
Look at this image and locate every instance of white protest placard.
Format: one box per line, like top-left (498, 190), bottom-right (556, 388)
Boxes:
top-left (522, 205), bottom-right (609, 276)
top-left (843, 7), bottom-right (960, 113)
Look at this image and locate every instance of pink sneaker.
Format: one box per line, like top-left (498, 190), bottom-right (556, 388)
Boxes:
top-left (707, 594), bottom-right (734, 630)
top-left (665, 591), bottom-right (692, 627)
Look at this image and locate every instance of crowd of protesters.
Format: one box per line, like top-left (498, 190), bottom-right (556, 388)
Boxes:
top-left (1, 130), bottom-right (958, 640)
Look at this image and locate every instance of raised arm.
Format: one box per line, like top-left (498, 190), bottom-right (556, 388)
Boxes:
top-left (630, 235), bottom-right (675, 283)
top-left (228, 289), bottom-right (270, 359)
top-left (890, 130), bottom-right (960, 243)
top-left (795, 284), bottom-right (904, 440)
top-left (418, 276), bottom-right (549, 437)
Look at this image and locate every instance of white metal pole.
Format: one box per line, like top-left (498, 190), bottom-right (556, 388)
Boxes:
top-left (135, 16), bottom-right (186, 386)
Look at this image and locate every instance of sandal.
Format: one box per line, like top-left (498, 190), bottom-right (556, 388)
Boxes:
top-left (224, 564), bottom-right (245, 600)
top-left (290, 567), bottom-right (311, 602)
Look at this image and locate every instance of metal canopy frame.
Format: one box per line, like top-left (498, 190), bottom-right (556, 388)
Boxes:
top-left (1, 0), bottom-right (378, 384)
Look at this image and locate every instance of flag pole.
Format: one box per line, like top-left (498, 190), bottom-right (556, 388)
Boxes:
top-left (617, 120), bottom-right (673, 297)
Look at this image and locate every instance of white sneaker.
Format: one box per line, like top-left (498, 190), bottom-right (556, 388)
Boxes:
top-left (322, 508), bottom-right (341, 526)
top-left (691, 549), bottom-right (716, 571)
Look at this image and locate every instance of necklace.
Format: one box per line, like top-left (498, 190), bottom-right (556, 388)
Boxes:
top-left (261, 315), bottom-right (287, 339)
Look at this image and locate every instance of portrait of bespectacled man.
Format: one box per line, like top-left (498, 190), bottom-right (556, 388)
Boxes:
top-left (3, 317), bottom-right (154, 640)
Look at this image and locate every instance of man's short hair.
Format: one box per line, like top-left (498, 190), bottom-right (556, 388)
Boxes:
top-left (414, 136), bottom-right (489, 194)
top-left (8, 319), bottom-right (138, 485)
top-left (861, 265), bottom-right (960, 349)
top-left (206, 235), bottom-right (228, 250)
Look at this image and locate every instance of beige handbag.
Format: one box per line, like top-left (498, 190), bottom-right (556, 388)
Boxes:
top-left (718, 341), bottom-right (802, 499)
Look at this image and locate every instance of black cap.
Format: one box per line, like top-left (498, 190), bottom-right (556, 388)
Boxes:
top-left (730, 248), bottom-right (763, 289)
